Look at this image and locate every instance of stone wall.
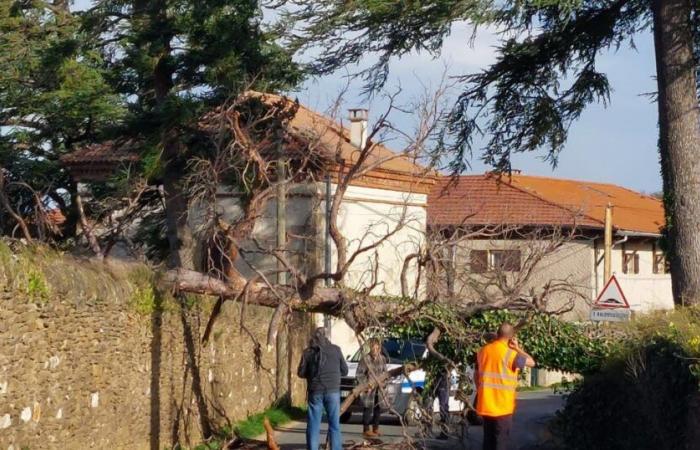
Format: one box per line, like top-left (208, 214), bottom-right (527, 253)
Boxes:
top-left (0, 247), bottom-right (310, 450)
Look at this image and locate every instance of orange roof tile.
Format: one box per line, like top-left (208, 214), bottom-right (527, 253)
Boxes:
top-left (46, 208), bottom-right (66, 226)
top-left (429, 174), bottom-right (665, 235)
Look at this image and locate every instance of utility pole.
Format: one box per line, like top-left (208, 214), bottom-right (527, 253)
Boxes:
top-left (275, 137), bottom-right (288, 402)
top-left (604, 203), bottom-right (613, 282)
top-left (323, 176), bottom-right (332, 334)
top-left (277, 163), bottom-right (287, 286)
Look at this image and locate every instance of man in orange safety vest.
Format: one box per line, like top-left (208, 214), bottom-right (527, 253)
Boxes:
top-left (475, 322), bottom-right (536, 450)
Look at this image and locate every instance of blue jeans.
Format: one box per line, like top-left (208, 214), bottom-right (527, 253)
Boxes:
top-left (306, 391), bottom-right (342, 450)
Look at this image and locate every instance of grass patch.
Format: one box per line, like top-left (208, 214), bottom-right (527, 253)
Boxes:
top-left (26, 268), bottom-right (49, 301)
top-left (234, 405), bottom-right (306, 439)
top-left (0, 239), bottom-right (148, 305)
top-left (127, 266), bottom-right (161, 314)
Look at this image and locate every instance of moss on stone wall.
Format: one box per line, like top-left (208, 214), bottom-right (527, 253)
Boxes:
top-left (0, 240), bottom-right (178, 314)
top-left (0, 240), bottom-right (141, 305)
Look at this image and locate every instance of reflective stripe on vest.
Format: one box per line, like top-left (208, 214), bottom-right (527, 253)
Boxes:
top-left (478, 371), bottom-right (519, 382)
top-left (479, 382), bottom-right (517, 391)
top-left (475, 340), bottom-right (520, 417)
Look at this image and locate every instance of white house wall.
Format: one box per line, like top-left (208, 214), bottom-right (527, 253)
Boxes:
top-left (330, 184), bottom-right (427, 296)
top-left (593, 239), bottom-right (674, 312)
top-left (323, 184), bottom-right (428, 355)
top-left (209, 183), bottom-right (428, 356)
top-left (450, 236), bottom-right (674, 321)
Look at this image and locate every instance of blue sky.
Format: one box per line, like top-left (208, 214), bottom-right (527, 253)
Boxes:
top-left (72, 1), bottom-right (662, 193)
top-left (296, 24), bottom-right (661, 194)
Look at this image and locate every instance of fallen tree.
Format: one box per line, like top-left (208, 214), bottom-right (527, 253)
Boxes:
top-left (15, 87), bottom-right (599, 446)
top-left (150, 90), bottom-right (597, 446)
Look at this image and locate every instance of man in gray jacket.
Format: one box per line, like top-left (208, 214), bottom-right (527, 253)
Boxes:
top-left (298, 327), bottom-right (348, 450)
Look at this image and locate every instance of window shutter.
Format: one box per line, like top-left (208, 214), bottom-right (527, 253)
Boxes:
top-left (470, 250), bottom-right (488, 274)
top-left (653, 254), bottom-right (660, 274)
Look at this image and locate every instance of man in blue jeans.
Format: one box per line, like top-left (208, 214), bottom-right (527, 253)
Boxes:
top-left (297, 327), bottom-right (348, 450)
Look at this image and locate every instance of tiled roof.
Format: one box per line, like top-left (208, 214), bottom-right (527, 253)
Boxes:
top-left (428, 174), bottom-right (665, 235)
top-left (60, 139), bottom-right (141, 181)
top-left (245, 91), bottom-right (435, 193)
top-left (61, 93), bottom-right (435, 193)
top-left (60, 139), bottom-right (140, 164)
top-left (46, 208), bottom-right (66, 226)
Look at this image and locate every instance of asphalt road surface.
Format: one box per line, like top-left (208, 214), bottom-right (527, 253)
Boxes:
top-left (272, 390), bottom-right (564, 449)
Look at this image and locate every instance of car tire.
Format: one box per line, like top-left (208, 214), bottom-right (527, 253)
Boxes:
top-left (340, 410), bottom-right (353, 423)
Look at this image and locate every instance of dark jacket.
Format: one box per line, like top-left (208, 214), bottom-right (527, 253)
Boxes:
top-left (297, 342), bottom-right (348, 394)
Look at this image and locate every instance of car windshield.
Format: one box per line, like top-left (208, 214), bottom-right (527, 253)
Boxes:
top-left (349, 339), bottom-right (426, 364)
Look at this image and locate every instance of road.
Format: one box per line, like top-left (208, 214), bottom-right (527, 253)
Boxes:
top-left (271, 390), bottom-right (564, 449)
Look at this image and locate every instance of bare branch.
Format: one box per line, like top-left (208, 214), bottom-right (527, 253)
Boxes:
top-left (0, 169), bottom-right (32, 242)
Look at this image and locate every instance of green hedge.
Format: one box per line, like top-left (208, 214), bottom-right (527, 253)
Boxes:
top-left (389, 308), bottom-right (617, 376)
top-left (551, 308), bottom-right (700, 450)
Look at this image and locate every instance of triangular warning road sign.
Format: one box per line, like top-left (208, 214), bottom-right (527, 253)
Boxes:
top-left (594, 275), bottom-right (629, 309)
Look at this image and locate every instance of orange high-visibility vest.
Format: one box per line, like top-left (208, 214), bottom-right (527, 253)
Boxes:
top-left (475, 339), bottom-right (520, 417)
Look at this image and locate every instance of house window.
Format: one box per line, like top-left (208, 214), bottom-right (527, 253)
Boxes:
top-left (652, 244), bottom-right (670, 274)
top-left (622, 251), bottom-right (639, 274)
top-left (470, 250), bottom-right (488, 274)
top-left (470, 249), bottom-right (521, 273)
top-left (492, 250), bottom-right (522, 272)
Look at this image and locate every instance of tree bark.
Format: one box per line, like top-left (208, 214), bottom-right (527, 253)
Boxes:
top-left (162, 159), bottom-right (195, 269)
top-left (62, 182), bottom-right (80, 239)
top-left (166, 267), bottom-right (524, 337)
top-left (140, 0), bottom-right (195, 271)
top-left (652, 0), bottom-right (700, 306)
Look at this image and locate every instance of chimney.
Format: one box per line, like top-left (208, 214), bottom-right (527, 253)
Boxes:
top-left (348, 108), bottom-right (368, 149)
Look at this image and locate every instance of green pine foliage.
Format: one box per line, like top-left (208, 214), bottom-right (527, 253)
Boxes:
top-left (0, 0), bottom-right (302, 245)
top-left (81, 0), bottom-right (302, 141)
top-left (0, 1), bottom-right (125, 237)
top-left (74, 0), bottom-right (303, 253)
top-left (288, 0), bottom-right (658, 170)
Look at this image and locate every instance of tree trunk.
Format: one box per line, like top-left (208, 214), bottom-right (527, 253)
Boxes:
top-left (652, 0), bottom-right (700, 306)
top-left (75, 192), bottom-right (103, 258)
top-left (162, 151), bottom-right (194, 270)
top-left (151, 18), bottom-right (194, 270)
top-left (62, 181), bottom-right (80, 239)
top-left (142, 0), bottom-right (211, 439)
